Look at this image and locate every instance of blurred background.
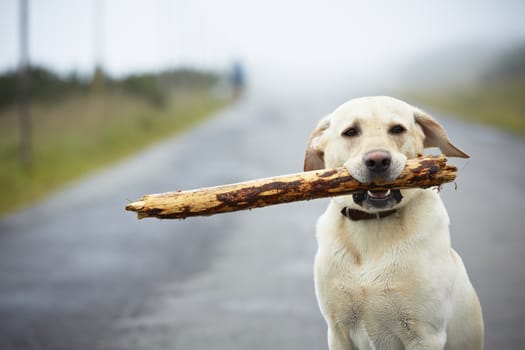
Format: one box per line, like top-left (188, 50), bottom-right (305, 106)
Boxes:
top-left (0, 0), bottom-right (524, 349)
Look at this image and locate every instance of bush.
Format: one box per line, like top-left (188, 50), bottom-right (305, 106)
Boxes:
top-left (0, 66), bottom-right (222, 109)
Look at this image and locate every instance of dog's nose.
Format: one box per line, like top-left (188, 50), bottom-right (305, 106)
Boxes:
top-left (364, 150), bottom-right (391, 173)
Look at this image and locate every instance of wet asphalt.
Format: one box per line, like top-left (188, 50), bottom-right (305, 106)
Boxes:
top-left (0, 86), bottom-right (524, 349)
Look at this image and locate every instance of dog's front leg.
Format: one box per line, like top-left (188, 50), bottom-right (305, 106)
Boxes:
top-left (327, 323), bottom-right (355, 350)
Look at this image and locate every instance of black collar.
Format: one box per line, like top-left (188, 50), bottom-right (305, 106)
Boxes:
top-left (341, 207), bottom-right (398, 221)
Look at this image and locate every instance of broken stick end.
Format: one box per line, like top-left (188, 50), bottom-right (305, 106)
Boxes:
top-left (125, 200), bottom-right (145, 213)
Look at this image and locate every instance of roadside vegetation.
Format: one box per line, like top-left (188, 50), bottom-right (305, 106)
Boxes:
top-left (405, 43), bottom-right (525, 136)
top-left (0, 67), bottom-right (233, 215)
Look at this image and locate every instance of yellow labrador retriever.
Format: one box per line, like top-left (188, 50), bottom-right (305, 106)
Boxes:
top-left (304, 96), bottom-right (483, 350)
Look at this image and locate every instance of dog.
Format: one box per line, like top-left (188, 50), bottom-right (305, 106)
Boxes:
top-left (304, 96), bottom-right (483, 349)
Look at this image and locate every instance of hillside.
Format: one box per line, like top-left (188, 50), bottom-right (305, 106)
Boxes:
top-left (402, 42), bottom-right (525, 136)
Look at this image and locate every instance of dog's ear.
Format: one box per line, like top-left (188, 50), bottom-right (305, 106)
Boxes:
top-left (414, 108), bottom-right (469, 158)
top-left (304, 114), bottom-right (331, 171)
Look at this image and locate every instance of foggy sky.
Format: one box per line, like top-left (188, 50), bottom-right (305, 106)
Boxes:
top-left (1, 0), bottom-right (524, 83)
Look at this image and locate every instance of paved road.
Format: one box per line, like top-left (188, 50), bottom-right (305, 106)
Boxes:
top-left (0, 86), bottom-right (524, 349)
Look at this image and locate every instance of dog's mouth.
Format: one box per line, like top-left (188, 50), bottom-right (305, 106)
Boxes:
top-left (352, 189), bottom-right (403, 210)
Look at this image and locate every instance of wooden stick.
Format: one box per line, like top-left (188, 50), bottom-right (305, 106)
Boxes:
top-left (126, 155), bottom-right (456, 220)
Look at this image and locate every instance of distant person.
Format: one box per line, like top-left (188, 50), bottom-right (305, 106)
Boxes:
top-left (230, 61), bottom-right (245, 98)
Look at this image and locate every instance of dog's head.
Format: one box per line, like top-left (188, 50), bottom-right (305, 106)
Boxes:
top-left (304, 96), bottom-right (468, 212)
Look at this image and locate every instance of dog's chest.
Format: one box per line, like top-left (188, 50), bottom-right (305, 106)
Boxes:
top-left (325, 257), bottom-right (404, 319)
top-left (316, 247), bottom-right (414, 347)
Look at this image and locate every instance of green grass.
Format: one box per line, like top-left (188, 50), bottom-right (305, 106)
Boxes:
top-left (0, 89), bottom-right (230, 215)
top-left (406, 76), bottom-right (525, 137)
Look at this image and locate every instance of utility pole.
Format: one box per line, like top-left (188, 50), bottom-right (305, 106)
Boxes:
top-left (91, 0), bottom-right (105, 93)
top-left (18, 0), bottom-right (32, 171)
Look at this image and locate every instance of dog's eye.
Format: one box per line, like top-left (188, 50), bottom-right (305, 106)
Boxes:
top-left (342, 127), bottom-right (360, 137)
top-left (389, 125), bottom-right (407, 135)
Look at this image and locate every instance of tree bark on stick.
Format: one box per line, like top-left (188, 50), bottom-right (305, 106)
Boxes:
top-left (126, 155), bottom-right (456, 220)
